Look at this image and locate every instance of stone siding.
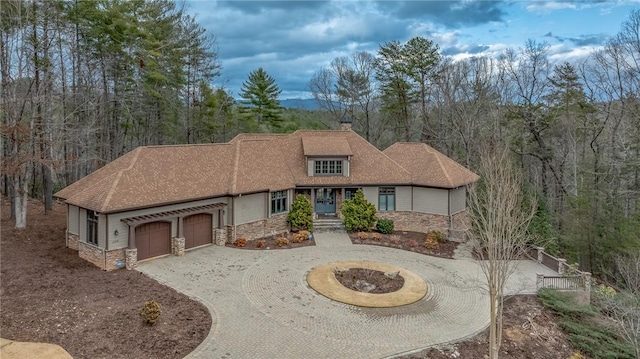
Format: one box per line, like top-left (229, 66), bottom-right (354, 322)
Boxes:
top-left (172, 237), bottom-right (185, 256)
top-left (105, 249), bottom-right (126, 270)
top-left (125, 248), bottom-right (137, 270)
top-left (67, 231), bottom-right (80, 250)
top-left (376, 211), bottom-right (448, 234)
top-left (450, 209), bottom-right (472, 242)
top-left (79, 242), bottom-right (105, 269)
top-left (234, 213), bottom-right (289, 241)
top-left (214, 229), bottom-right (227, 246)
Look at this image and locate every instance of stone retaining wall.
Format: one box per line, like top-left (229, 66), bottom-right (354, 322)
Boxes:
top-left (376, 211), bottom-right (448, 234)
top-left (234, 213), bottom-right (289, 241)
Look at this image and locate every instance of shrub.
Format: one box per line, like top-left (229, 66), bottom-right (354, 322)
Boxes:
top-left (424, 238), bottom-right (440, 250)
top-left (139, 300), bottom-right (162, 325)
top-left (256, 239), bottom-right (266, 248)
top-left (371, 232), bottom-right (382, 241)
top-left (275, 236), bottom-right (289, 247)
top-left (287, 195), bottom-right (313, 231)
top-left (408, 239), bottom-right (418, 248)
top-left (341, 189), bottom-right (377, 232)
top-left (235, 238), bottom-right (247, 247)
top-left (357, 231), bottom-right (369, 240)
top-left (426, 230), bottom-right (446, 244)
top-left (291, 234), bottom-right (304, 243)
top-left (389, 235), bottom-right (400, 244)
top-left (376, 219), bottom-right (394, 234)
top-left (298, 230), bottom-right (311, 240)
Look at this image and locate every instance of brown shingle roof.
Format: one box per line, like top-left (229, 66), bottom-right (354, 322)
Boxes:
top-left (383, 142), bottom-right (479, 188)
top-left (302, 136), bottom-right (352, 156)
top-left (55, 131), bottom-right (476, 213)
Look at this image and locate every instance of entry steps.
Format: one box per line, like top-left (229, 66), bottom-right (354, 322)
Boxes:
top-left (313, 215), bottom-right (346, 233)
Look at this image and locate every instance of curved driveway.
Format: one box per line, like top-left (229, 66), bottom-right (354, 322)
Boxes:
top-left (137, 234), bottom-right (556, 359)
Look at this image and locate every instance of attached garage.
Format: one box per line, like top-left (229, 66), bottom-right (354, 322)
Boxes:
top-left (184, 213), bottom-right (213, 249)
top-left (135, 221), bottom-right (171, 260)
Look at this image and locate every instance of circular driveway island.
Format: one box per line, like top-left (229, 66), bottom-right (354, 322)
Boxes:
top-left (307, 260), bottom-right (427, 307)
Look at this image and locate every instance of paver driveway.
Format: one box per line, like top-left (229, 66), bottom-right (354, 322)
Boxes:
top-left (137, 234), bottom-right (556, 359)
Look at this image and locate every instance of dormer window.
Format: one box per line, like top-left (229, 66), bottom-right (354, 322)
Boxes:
top-left (314, 160), bottom-right (343, 176)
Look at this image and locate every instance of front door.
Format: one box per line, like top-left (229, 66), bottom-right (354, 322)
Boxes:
top-left (315, 188), bottom-right (336, 214)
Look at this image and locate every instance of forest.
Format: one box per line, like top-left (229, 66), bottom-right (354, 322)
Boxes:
top-left (1, 1), bottom-right (639, 280)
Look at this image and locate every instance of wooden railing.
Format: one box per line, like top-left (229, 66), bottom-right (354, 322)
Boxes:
top-left (539, 275), bottom-right (586, 290)
top-left (531, 246), bottom-right (592, 295)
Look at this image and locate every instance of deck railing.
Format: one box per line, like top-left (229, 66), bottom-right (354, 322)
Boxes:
top-left (531, 246), bottom-right (592, 294)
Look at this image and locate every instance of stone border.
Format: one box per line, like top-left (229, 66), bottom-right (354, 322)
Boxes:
top-left (306, 260), bottom-right (428, 308)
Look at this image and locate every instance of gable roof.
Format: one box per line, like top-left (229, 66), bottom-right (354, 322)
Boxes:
top-left (383, 142), bottom-right (479, 188)
top-left (55, 131), bottom-right (475, 213)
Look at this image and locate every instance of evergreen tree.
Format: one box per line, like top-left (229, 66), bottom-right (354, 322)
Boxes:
top-left (238, 67), bottom-right (283, 132)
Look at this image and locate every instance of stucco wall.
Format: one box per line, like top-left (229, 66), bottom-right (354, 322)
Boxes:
top-left (361, 187), bottom-right (378, 209)
top-left (395, 186), bottom-right (412, 211)
top-left (68, 205), bottom-right (79, 235)
top-left (79, 208), bottom-right (87, 242)
top-left (413, 187), bottom-right (448, 215)
top-left (450, 187), bottom-right (466, 215)
top-left (235, 193), bottom-right (266, 224)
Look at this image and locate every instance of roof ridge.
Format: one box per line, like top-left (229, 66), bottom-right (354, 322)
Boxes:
top-left (428, 145), bottom-right (453, 186)
top-left (101, 147), bottom-right (142, 212)
top-left (230, 141), bottom-right (241, 194)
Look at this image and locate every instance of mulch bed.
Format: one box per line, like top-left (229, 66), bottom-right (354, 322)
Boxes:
top-left (1, 199), bottom-right (210, 359)
top-left (349, 230), bottom-right (459, 259)
top-left (224, 232), bottom-right (315, 250)
top-left (334, 268), bottom-right (405, 294)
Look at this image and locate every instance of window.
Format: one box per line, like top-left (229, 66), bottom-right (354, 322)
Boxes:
top-left (87, 210), bottom-right (98, 245)
top-left (314, 160), bottom-right (343, 175)
top-left (378, 187), bottom-right (395, 211)
top-left (271, 190), bottom-right (287, 214)
top-left (345, 188), bottom-right (360, 200)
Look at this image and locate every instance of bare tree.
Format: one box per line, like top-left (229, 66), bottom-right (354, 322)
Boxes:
top-left (469, 144), bottom-right (537, 359)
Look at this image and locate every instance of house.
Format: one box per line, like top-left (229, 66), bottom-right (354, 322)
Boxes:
top-left (54, 128), bottom-right (479, 270)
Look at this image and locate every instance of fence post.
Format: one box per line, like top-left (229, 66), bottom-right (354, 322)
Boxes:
top-left (536, 273), bottom-right (544, 290)
top-left (582, 272), bottom-right (592, 292)
top-left (558, 258), bottom-right (567, 275)
top-left (536, 247), bottom-right (544, 263)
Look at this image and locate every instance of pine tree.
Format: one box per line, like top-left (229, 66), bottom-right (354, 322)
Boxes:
top-left (238, 67), bottom-right (283, 132)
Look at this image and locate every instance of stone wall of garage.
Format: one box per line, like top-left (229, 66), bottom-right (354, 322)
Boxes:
top-left (79, 242), bottom-right (105, 269)
top-left (233, 213), bottom-right (289, 242)
top-left (376, 211), bottom-right (448, 234)
top-left (105, 249), bottom-right (126, 270)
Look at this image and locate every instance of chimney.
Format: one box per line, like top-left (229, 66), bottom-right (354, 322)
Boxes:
top-left (340, 117), bottom-right (352, 131)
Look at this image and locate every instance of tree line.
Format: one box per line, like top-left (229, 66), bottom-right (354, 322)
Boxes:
top-left (2, 1), bottom-right (638, 279)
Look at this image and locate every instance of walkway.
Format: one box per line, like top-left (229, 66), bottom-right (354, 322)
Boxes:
top-left (137, 238), bottom-right (556, 359)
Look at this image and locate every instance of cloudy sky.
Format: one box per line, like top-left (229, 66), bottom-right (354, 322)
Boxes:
top-left (185, 0), bottom-right (639, 99)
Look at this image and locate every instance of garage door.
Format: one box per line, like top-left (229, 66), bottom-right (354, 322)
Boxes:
top-left (184, 213), bottom-right (212, 249)
top-left (135, 221), bottom-right (171, 260)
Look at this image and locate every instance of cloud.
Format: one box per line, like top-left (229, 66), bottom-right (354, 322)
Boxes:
top-left (376, 0), bottom-right (508, 28)
top-left (544, 32), bottom-right (609, 46)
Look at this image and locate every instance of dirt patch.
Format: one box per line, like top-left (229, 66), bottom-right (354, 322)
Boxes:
top-left (349, 230), bottom-right (458, 259)
top-left (397, 295), bottom-right (579, 359)
top-left (0, 199), bottom-right (211, 359)
top-left (334, 268), bottom-right (405, 294)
